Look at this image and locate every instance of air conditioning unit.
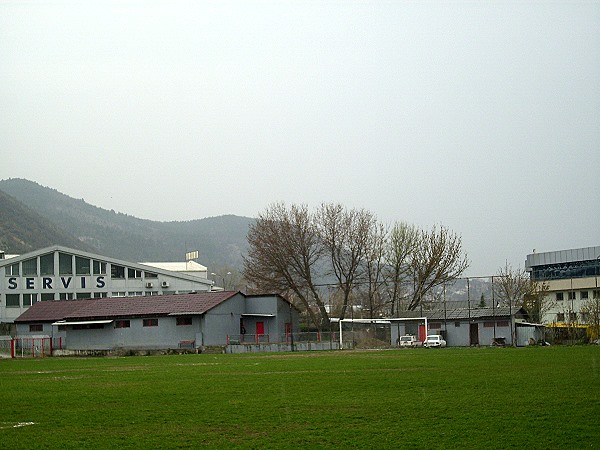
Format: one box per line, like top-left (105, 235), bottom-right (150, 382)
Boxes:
top-left (161, 281), bottom-right (169, 288)
top-left (146, 282), bottom-right (153, 288)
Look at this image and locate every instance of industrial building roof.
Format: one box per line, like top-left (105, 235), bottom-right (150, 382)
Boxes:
top-left (15, 291), bottom-right (238, 323)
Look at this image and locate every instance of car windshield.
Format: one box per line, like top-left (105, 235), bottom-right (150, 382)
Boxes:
top-left (428, 336), bottom-right (439, 340)
top-left (400, 337), bottom-right (411, 341)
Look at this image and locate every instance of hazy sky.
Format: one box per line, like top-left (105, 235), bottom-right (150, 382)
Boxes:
top-left (1, 1), bottom-right (599, 276)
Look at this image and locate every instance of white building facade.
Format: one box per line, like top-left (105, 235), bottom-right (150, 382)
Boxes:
top-left (0, 245), bottom-right (214, 326)
top-left (525, 246), bottom-right (600, 325)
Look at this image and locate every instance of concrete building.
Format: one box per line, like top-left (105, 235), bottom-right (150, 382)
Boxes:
top-left (388, 307), bottom-right (540, 347)
top-left (0, 245), bottom-right (214, 327)
top-left (525, 246), bottom-right (600, 325)
top-left (14, 291), bottom-right (300, 352)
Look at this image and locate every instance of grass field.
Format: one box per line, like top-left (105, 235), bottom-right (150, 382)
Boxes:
top-left (0, 346), bottom-right (598, 449)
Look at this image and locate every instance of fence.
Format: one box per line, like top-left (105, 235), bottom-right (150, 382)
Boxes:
top-left (0, 337), bottom-right (53, 358)
top-left (226, 332), bottom-right (338, 346)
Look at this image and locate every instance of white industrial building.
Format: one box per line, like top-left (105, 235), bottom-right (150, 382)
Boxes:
top-left (0, 245), bottom-right (214, 327)
top-left (525, 246), bottom-right (600, 325)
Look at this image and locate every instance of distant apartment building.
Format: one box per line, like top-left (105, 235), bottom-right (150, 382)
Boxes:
top-left (0, 245), bottom-right (214, 326)
top-left (525, 246), bottom-right (600, 325)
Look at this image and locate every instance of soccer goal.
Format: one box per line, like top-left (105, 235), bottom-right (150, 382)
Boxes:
top-left (336, 317), bottom-right (429, 349)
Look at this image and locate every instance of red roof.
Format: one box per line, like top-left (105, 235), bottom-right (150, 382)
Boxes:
top-left (15, 291), bottom-right (239, 323)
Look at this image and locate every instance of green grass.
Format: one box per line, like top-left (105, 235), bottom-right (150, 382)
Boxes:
top-left (1, 346), bottom-right (599, 449)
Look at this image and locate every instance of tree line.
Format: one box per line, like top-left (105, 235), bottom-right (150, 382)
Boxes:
top-left (243, 202), bottom-right (469, 331)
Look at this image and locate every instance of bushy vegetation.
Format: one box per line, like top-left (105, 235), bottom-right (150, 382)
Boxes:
top-left (1, 346), bottom-right (598, 448)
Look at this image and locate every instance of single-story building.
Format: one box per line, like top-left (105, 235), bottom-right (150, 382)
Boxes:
top-left (389, 307), bottom-right (544, 347)
top-left (14, 291), bottom-right (300, 352)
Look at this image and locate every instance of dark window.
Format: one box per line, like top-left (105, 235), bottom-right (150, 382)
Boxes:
top-left (580, 291), bottom-right (589, 300)
top-left (483, 322), bottom-right (495, 328)
top-left (454, 322), bottom-right (461, 327)
top-left (115, 320), bottom-right (130, 328)
top-left (29, 324), bottom-right (43, 332)
top-left (5, 262), bottom-right (19, 276)
top-left (145, 272), bottom-right (158, 278)
top-left (93, 292), bottom-right (108, 298)
top-left (128, 268), bottom-right (142, 279)
top-left (23, 294), bottom-right (37, 306)
top-left (59, 293), bottom-right (74, 300)
top-left (40, 253), bottom-right (54, 275)
top-left (75, 257), bottom-right (90, 275)
top-left (6, 294), bottom-right (20, 307)
top-left (497, 321), bottom-right (509, 327)
top-left (143, 318), bottom-right (158, 327)
top-left (22, 258), bottom-right (38, 276)
top-left (72, 323), bottom-right (104, 330)
top-left (111, 265), bottom-right (125, 279)
top-left (556, 313), bottom-right (565, 321)
top-left (176, 317), bottom-right (192, 326)
top-left (594, 290), bottom-right (600, 299)
top-left (568, 291), bottom-right (576, 301)
top-left (77, 292), bottom-right (91, 299)
top-left (59, 253), bottom-right (73, 275)
top-left (429, 322), bottom-right (441, 329)
top-left (93, 260), bottom-right (107, 275)
top-left (556, 292), bottom-right (564, 301)
top-left (41, 293), bottom-right (54, 301)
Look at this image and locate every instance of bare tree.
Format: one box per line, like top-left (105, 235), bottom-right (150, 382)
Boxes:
top-left (243, 203), bottom-right (328, 330)
top-left (408, 225), bottom-right (469, 311)
top-left (361, 221), bottom-right (388, 318)
top-left (316, 203), bottom-right (377, 321)
top-left (385, 222), bottom-right (419, 315)
top-left (581, 295), bottom-right (600, 341)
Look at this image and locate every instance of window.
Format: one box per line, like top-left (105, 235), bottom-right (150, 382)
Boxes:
top-left (77, 292), bottom-right (91, 299)
top-left (429, 322), bottom-right (441, 329)
top-left (581, 291), bottom-right (589, 300)
top-left (59, 253), bottom-right (73, 275)
top-left (497, 321), bottom-right (509, 328)
top-left (75, 257), bottom-right (90, 275)
top-left (5, 262), bottom-right (19, 276)
top-left (568, 291), bottom-right (576, 301)
top-left (556, 312), bottom-right (565, 321)
top-left (111, 265), bottom-right (125, 279)
top-left (128, 268), bottom-right (142, 279)
top-left (23, 294), bottom-right (37, 306)
top-left (145, 272), bottom-right (158, 278)
top-left (40, 253), bottom-right (54, 275)
top-left (93, 260), bottom-right (107, 275)
top-left (113, 292), bottom-right (126, 297)
top-left (176, 317), bottom-right (192, 326)
top-left (454, 322), bottom-right (461, 327)
top-left (129, 291), bottom-right (143, 297)
top-left (594, 290), bottom-right (600, 299)
top-left (483, 322), bottom-right (495, 328)
top-left (72, 323), bottom-right (104, 330)
top-left (41, 293), bottom-right (54, 301)
top-left (29, 324), bottom-right (43, 332)
top-left (22, 258), bottom-right (38, 276)
top-left (143, 318), bottom-right (158, 327)
top-left (146, 291), bottom-right (158, 296)
top-left (556, 292), bottom-right (564, 301)
top-left (6, 294), bottom-right (20, 307)
top-left (115, 320), bottom-right (130, 328)
top-left (93, 292), bottom-right (108, 298)
top-left (59, 293), bottom-right (74, 300)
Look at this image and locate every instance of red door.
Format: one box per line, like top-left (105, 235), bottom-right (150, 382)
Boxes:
top-left (256, 322), bottom-right (264, 336)
top-left (418, 325), bottom-right (426, 342)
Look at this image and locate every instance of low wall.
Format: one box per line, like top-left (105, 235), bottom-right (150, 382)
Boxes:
top-left (226, 341), bottom-right (340, 354)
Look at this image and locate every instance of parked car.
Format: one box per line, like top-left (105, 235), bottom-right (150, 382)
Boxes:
top-left (424, 334), bottom-right (447, 348)
top-left (398, 335), bottom-right (418, 348)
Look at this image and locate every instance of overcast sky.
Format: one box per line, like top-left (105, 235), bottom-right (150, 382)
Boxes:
top-left (1, 1), bottom-right (598, 276)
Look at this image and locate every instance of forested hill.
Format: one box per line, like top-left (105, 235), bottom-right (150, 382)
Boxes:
top-left (0, 188), bottom-right (98, 254)
top-left (0, 178), bottom-right (254, 269)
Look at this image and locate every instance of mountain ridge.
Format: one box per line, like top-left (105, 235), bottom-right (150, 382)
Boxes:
top-left (0, 178), bottom-right (253, 269)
